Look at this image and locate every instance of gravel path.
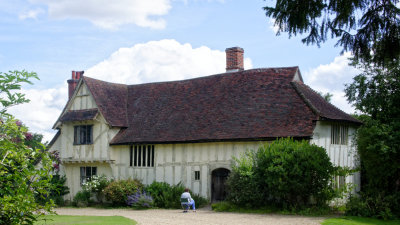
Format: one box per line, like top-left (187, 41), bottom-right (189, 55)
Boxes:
top-left (55, 207), bottom-right (325, 225)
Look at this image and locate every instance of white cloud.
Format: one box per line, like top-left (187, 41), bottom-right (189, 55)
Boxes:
top-left (303, 52), bottom-right (360, 114)
top-left (85, 39), bottom-right (253, 84)
top-left (269, 18), bottom-right (279, 33)
top-left (8, 84), bottom-right (68, 143)
top-left (19, 8), bottom-right (44, 20)
top-left (12, 40), bottom-right (252, 142)
top-left (30, 0), bottom-right (172, 29)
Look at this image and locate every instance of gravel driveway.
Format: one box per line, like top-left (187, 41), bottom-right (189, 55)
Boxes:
top-left (55, 207), bottom-right (325, 225)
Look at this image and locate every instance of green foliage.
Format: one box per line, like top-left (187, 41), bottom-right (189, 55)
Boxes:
top-left (145, 182), bottom-right (185, 208)
top-left (345, 63), bottom-right (400, 218)
top-left (264, 0), bottom-right (400, 67)
top-left (82, 175), bottom-right (111, 203)
top-left (226, 151), bottom-right (262, 208)
top-left (0, 70), bottom-right (55, 225)
top-left (318, 92), bottom-right (333, 103)
top-left (0, 70), bottom-right (39, 115)
top-left (255, 138), bottom-right (336, 207)
top-left (103, 179), bottom-right (143, 206)
top-left (72, 190), bottom-right (91, 207)
top-left (145, 181), bottom-right (208, 209)
top-left (227, 138), bottom-right (340, 210)
top-left (346, 193), bottom-right (400, 220)
top-left (322, 216), bottom-right (400, 225)
top-left (36, 175), bottom-right (69, 206)
top-left (345, 63), bottom-right (400, 122)
top-left (191, 193), bottom-right (208, 209)
top-left (0, 118), bottom-right (55, 224)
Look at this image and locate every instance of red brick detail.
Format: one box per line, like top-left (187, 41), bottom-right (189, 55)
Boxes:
top-left (67, 70), bottom-right (84, 99)
top-left (225, 47), bottom-right (244, 71)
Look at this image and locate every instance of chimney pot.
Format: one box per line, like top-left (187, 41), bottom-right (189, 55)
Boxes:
top-left (67, 70), bottom-right (84, 100)
top-left (225, 47), bottom-right (244, 72)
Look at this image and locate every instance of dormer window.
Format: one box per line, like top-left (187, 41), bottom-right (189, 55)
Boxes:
top-left (74, 125), bottom-right (93, 145)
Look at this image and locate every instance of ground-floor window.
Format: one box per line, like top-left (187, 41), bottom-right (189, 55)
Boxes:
top-left (130, 145), bottom-right (155, 167)
top-left (195, 171), bottom-right (200, 180)
top-left (80, 166), bottom-right (97, 185)
top-left (333, 175), bottom-right (346, 190)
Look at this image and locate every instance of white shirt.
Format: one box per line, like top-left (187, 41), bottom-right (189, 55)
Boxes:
top-left (181, 192), bottom-right (192, 201)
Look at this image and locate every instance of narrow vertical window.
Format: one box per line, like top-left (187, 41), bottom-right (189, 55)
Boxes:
top-left (134, 146), bottom-right (138, 167)
top-left (131, 145), bottom-right (155, 167)
top-left (147, 146), bottom-right (151, 167)
top-left (138, 145), bottom-right (142, 167)
top-left (142, 145), bottom-right (146, 166)
top-left (129, 146), bottom-right (133, 167)
top-left (151, 145), bottom-right (155, 167)
top-left (195, 171), bottom-right (200, 180)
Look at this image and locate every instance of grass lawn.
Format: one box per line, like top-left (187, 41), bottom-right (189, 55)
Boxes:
top-left (34, 215), bottom-right (136, 225)
top-left (322, 216), bottom-right (400, 225)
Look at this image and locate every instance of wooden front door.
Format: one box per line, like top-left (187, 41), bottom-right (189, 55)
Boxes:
top-left (211, 168), bottom-right (230, 202)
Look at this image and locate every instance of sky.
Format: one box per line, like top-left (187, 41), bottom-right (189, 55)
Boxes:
top-left (0, 0), bottom-right (360, 142)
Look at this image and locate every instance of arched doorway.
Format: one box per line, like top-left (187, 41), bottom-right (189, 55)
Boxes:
top-left (211, 168), bottom-right (230, 202)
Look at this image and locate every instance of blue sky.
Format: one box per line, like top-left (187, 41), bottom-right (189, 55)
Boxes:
top-left (0, 0), bottom-right (360, 141)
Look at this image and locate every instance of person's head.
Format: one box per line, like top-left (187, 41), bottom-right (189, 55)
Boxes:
top-left (184, 188), bottom-right (189, 192)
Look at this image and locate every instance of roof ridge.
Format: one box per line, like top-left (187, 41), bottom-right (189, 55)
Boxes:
top-left (291, 81), bottom-right (321, 117)
top-left (292, 81), bottom-right (361, 124)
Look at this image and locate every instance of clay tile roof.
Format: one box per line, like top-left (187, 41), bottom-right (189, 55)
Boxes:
top-left (291, 81), bottom-right (361, 124)
top-left (81, 66), bottom-right (360, 145)
top-left (108, 67), bottom-right (318, 144)
top-left (83, 77), bottom-right (128, 127)
top-left (60, 109), bottom-right (99, 122)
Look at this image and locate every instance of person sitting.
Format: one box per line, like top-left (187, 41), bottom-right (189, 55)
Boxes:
top-left (181, 188), bottom-right (196, 212)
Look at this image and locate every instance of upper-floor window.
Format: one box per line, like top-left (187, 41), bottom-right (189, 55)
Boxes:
top-left (80, 166), bottom-right (96, 185)
top-left (74, 125), bottom-right (93, 145)
top-left (130, 145), bottom-right (154, 167)
top-left (331, 124), bottom-right (348, 145)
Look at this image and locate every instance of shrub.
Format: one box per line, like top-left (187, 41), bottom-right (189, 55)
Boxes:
top-left (82, 175), bottom-right (111, 203)
top-left (145, 182), bottom-right (184, 208)
top-left (145, 181), bottom-right (208, 209)
top-left (73, 190), bottom-right (91, 207)
top-left (35, 175), bottom-right (69, 206)
top-left (126, 191), bottom-right (154, 209)
top-left (191, 193), bottom-right (208, 208)
top-left (226, 151), bottom-right (262, 208)
top-left (346, 193), bottom-right (400, 220)
top-left (226, 138), bottom-right (338, 209)
top-left (103, 179), bottom-right (143, 206)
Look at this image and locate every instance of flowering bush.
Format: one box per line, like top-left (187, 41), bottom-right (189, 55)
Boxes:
top-left (103, 179), bottom-right (143, 206)
top-left (126, 191), bottom-right (154, 209)
top-left (82, 175), bottom-right (111, 203)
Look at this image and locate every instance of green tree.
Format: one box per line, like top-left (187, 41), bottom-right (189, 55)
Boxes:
top-left (264, 0), bottom-right (400, 67)
top-left (345, 63), bottom-right (400, 218)
top-left (318, 91), bottom-right (333, 102)
top-left (0, 70), bottom-right (55, 224)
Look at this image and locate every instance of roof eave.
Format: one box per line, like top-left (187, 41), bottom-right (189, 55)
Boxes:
top-left (109, 136), bottom-right (313, 146)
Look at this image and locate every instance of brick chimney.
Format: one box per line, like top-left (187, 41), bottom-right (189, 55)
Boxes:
top-left (225, 47), bottom-right (244, 72)
top-left (67, 70), bottom-right (84, 100)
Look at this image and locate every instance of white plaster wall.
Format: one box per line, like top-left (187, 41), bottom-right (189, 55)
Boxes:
top-left (63, 163), bottom-right (113, 201)
top-left (69, 83), bottom-right (97, 110)
top-left (311, 121), bottom-right (361, 193)
top-left (111, 141), bottom-right (263, 199)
